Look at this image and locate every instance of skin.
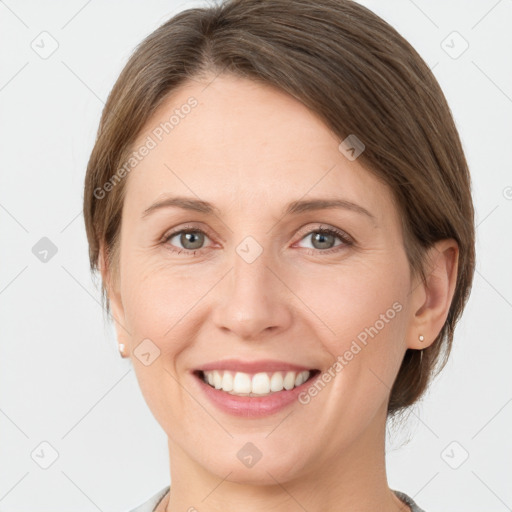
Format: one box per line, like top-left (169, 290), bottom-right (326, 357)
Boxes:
top-left (101, 73), bottom-right (458, 512)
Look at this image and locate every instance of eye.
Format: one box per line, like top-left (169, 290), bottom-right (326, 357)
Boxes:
top-left (295, 225), bottom-right (352, 254)
top-left (162, 225), bottom-right (212, 254)
top-left (161, 224), bottom-right (352, 256)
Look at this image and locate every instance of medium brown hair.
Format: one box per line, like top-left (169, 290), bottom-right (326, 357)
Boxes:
top-left (83, 0), bottom-right (475, 418)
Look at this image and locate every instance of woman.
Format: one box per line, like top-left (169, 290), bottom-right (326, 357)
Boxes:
top-left (83, 0), bottom-right (475, 510)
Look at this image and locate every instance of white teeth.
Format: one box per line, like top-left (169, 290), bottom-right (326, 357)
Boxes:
top-left (201, 369), bottom-right (311, 396)
top-left (213, 370), bottom-right (222, 389)
top-left (251, 372), bottom-right (270, 395)
top-left (283, 371), bottom-right (296, 390)
top-left (270, 372), bottom-right (284, 392)
top-left (221, 371), bottom-right (233, 391)
top-left (233, 372), bottom-right (252, 393)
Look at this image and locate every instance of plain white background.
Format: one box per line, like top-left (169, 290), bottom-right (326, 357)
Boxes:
top-left (0, 1), bottom-right (511, 511)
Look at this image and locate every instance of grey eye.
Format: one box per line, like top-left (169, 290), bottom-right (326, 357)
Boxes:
top-left (298, 229), bottom-right (345, 251)
top-left (309, 231), bottom-right (337, 250)
top-left (167, 230), bottom-right (207, 250)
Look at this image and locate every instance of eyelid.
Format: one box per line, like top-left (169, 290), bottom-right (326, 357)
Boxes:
top-left (160, 222), bottom-right (213, 242)
top-left (294, 223), bottom-right (353, 245)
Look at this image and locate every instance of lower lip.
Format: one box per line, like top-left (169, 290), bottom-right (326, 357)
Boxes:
top-left (192, 371), bottom-right (320, 418)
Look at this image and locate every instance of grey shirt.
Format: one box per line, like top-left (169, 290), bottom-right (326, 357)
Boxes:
top-left (127, 486), bottom-right (426, 512)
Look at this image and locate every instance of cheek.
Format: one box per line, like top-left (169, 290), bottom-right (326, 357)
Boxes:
top-left (122, 247), bottom-right (409, 353)
top-left (120, 255), bottom-right (219, 353)
top-left (290, 259), bottom-right (411, 416)
top-left (121, 230), bottom-right (410, 349)
top-left (119, 261), bottom-right (205, 432)
top-left (293, 258), bottom-right (408, 344)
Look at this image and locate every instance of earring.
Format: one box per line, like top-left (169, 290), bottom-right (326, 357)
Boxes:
top-left (419, 335), bottom-right (425, 342)
top-left (119, 343), bottom-right (125, 356)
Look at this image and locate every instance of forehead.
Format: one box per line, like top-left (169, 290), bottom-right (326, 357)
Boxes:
top-left (125, 74), bottom-right (391, 220)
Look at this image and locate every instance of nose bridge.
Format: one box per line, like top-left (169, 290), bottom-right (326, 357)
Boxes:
top-left (232, 235), bottom-right (271, 294)
top-left (212, 234), bottom-right (291, 339)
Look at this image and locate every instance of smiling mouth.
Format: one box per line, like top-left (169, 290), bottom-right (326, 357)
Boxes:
top-left (194, 369), bottom-right (321, 397)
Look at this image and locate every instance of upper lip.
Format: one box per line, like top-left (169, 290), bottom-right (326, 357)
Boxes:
top-left (195, 359), bottom-right (317, 373)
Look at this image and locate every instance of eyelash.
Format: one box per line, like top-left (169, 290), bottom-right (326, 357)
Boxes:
top-left (161, 224), bottom-right (353, 257)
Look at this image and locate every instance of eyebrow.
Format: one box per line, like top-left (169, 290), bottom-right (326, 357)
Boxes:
top-left (141, 196), bottom-right (376, 221)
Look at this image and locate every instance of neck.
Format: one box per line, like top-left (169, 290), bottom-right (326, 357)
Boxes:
top-left (161, 402), bottom-right (409, 512)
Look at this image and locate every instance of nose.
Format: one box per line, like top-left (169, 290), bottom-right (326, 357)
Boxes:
top-left (211, 243), bottom-right (293, 341)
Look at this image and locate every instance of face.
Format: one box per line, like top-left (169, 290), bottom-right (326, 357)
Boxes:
top-left (109, 73), bottom-right (418, 484)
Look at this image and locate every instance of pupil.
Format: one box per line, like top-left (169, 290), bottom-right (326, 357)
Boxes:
top-left (314, 232), bottom-right (333, 249)
top-left (182, 231), bottom-right (203, 249)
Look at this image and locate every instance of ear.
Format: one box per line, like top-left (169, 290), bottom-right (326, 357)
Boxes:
top-left (98, 244), bottom-right (131, 357)
top-left (406, 239), bottom-right (459, 350)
